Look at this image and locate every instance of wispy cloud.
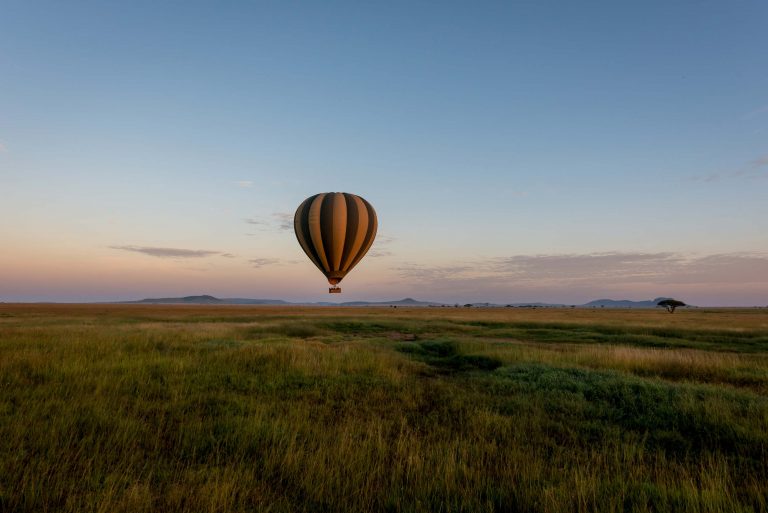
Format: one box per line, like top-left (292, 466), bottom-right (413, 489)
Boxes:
top-left (221, 253), bottom-right (236, 258)
top-left (0, 141), bottom-right (6, 153)
top-left (250, 258), bottom-right (281, 268)
top-left (395, 251), bottom-right (768, 288)
top-left (110, 245), bottom-right (221, 258)
top-left (689, 172), bottom-right (723, 183)
top-left (742, 105), bottom-right (768, 120)
top-left (395, 263), bottom-right (474, 281)
top-left (690, 154), bottom-right (768, 182)
top-left (488, 252), bottom-right (682, 284)
top-left (369, 235), bottom-right (396, 258)
top-left (234, 180), bottom-right (254, 188)
top-left (272, 212), bottom-right (294, 231)
top-left (243, 213), bottom-right (293, 232)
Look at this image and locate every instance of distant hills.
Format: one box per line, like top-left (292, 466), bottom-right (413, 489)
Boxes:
top-left (119, 295), bottom-right (677, 308)
top-left (581, 297), bottom-right (673, 308)
top-left (125, 295), bottom-right (289, 305)
top-left (123, 295), bottom-right (438, 307)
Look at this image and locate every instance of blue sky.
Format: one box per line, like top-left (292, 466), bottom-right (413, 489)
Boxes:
top-left (1, 1), bottom-right (767, 305)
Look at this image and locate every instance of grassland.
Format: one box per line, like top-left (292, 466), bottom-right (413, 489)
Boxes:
top-left (1, 304), bottom-right (767, 512)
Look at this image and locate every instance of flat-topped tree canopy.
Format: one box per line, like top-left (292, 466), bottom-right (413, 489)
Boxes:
top-left (657, 299), bottom-right (686, 313)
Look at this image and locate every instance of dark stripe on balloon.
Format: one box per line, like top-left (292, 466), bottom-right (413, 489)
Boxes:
top-left (308, 193), bottom-right (330, 272)
top-left (294, 195), bottom-right (325, 273)
top-left (329, 193), bottom-right (347, 271)
top-left (319, 193), bottom-right (336, 271)
top-left (347, 197), bottom-right (377, 271)
top-left (340, 193), bottom-right (362, 272)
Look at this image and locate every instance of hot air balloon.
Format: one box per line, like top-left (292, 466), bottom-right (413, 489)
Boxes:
top-left (294, 192), bottom-right (377, 293)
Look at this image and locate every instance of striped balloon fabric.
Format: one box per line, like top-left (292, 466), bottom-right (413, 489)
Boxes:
top-left (293, 192), bottom-right (378, 292)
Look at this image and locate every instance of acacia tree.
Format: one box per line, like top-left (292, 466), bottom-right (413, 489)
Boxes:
top-left (657, 299), bottom-right (686, 313)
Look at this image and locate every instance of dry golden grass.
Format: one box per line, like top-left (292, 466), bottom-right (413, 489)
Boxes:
top-left (2, 302), bottom-right (768, 328)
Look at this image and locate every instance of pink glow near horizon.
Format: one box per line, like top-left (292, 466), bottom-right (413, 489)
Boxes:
top-left (2, 246), bottom-right (766, 306)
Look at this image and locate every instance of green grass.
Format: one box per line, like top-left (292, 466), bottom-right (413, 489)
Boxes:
top-left (397, 340), bottom-right (504, 372)
top-left (460, 320), bottom-right (768, 352)
top-left (1, 305), bottom-right (767, 512)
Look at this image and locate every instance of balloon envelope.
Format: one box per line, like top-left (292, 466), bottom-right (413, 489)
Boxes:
top-left (293, 192), bottom-right (377, 288)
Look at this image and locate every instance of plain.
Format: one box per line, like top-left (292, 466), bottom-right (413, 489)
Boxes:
top-left (1, 304), bottom-right (767, 513)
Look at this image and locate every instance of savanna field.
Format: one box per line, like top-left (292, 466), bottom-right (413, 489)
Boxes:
top-left (1, 304), bottom-right (767, 513)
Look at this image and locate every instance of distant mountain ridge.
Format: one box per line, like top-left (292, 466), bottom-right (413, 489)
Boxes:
top-left (121, 295), bottom-right (436, 306)
top-left (119, 295), bottom-right (675, 308)
top-left (582, 297), bottom-right (673, 308)
top-left (332, 298), bottom-right (439, 307)
top-left (125, 295), bottom-right (289, 305)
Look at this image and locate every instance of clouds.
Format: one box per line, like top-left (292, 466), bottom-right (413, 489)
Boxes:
top-left (110, 245), bottom-right (222, 258)
top-left (668, 253), bottom-right (768, 284)
top-left (272, 212), bottom-right (294, 231)
top-left (490, 253), bottom-right (681, 284)
top-left (244, 212), bottom-right (293, 231)
top-left (691, 154), bottom-right (768, 182)
top-left (234, 180), bottom-right (254, 188)
top-left (742, 105), bottom-right (768, 120)
top-left (368, 235), bottom-right (396, 258)
top-left (395, 251), bottom-right (768, 289)
top-left (395, 263), bottom-right (473, 281)
top-left (111, 245), bottom-right (294, 271)
top-left (249, 257), bottom-right (302, 268)
top-left (250, 258), bottom-right (281, 268)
